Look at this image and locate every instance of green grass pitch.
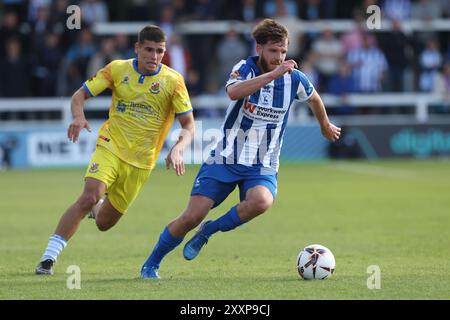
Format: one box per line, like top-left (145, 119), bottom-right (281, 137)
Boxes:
top-left (0, 160), bottom-right (449, 299)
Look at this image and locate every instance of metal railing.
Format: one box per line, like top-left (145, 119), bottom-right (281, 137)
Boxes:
top-left (0, 93), bottom-right (447, 127)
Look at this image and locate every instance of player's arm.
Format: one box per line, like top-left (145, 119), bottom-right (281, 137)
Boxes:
top-left (67, 86), bottom-right (92, 143)
top-left (166, 111), bottom-right (195, 176)
top-left (307, 90), bottom-right (341, 142)
top-left (226, 60), bottom-right (298, 100)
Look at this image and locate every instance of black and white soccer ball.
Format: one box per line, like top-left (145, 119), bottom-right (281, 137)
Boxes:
top-left (297, 244), bottom-right (335, 280)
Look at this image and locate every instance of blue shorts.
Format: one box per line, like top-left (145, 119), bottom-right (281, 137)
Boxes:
top-left (191, 163), bottom-right (278, 209)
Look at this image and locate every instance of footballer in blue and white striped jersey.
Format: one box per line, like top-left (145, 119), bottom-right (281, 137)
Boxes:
top-left (141, 20), bottom-right (341, 278)
top-left (208, 55), bottom-right (315, 173)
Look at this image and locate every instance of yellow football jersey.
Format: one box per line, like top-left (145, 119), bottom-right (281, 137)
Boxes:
top-left (83, 59), bottom-right (192, 169)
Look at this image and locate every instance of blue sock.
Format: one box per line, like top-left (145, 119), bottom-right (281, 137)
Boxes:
top-left (203, 206), bottom-right (243, 236)
top-left (143, 226), bottom-right (183, 269)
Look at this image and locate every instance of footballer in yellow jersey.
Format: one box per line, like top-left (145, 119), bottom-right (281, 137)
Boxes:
top-left (35, 25), bottom-right (195, 276)
top-left (83, 58), bottom-right (192, 170)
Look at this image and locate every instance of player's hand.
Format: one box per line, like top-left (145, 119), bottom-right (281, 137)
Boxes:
top-left (165, 145), bottom-right (185, 176)
top-left (321, 122), bottom-right (341, 142)
top-left (67, 116), bottom-right (92, 143)
top-left (272, 60), bottom-right (298, 78)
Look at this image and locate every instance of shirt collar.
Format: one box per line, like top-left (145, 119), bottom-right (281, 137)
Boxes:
top-left (133, 58), bottom-right (162, 76)
top-left (246, 56), bottom-right (262, 76)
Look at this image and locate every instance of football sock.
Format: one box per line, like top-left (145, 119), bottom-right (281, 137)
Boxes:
top-left (41, 234), bottom-right (68, 262)
top-left (143, 226), bottom-right (183, 268)
top-left (203, 205), bottom-right (243, 236)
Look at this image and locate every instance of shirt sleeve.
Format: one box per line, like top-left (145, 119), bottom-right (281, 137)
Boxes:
top-left (295, 71), bottom-right (315, 102)
top-left (225, 60), bottom-right (252, 88)
top-left (173, 74), bottom-right (193, 116)
top-left (83, 62), bottom-right (114, 97)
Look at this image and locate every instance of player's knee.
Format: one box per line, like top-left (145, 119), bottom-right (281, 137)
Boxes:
top-left (249, 197), bottom-right (273, 215)
top-left (180, 212), bottom-right (203, 230)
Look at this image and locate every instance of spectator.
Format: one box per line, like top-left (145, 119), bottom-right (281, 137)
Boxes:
top-left (0, 37), bottom-right (31, 97)
top-left (382, 0), bottom-right (411, 21)
top-left (411, 0), bottom-right (443, 45)
top-left (32, 33), bottom-right (63, 96)
top-left (272, 0), bottom-right (302, 58)
top-left (341, 9), bottom-right (365, 54)
top-left (298, 0), bottom-right (326, 20)
top-left (347, 34), bottom-right (388, 92)
top-left (439, 0), bottom-right (450, 18)
top-left (28, 0), bottom-right (51, 23)
top-left (159, 5), bottom-right (175, 43)
top-left (50, 0), bottom-right (70, 33)
top-left (49, 0), bottom-right (75, 53)
top-left (263, 0), bottom-right (298, 18)
top-left (171, 0), bottom-right (190, 22)
top-left (419, 39), bottom-right (442, 92)
top-left (186, 69), bottom-right (202, 97)
top-left (114, 34), bottom-right (134, 60)
top-left (87, 37), bottom-right (120, 79)
top-left (125, 0), bottom-right (154, 21)
top-left (31, 5), bottom-right (52, 53)
top-left (190, 0), bottom-right (219, 20)
top-left (311, 29), bottom-right (343, 91)
top-left (433, 62), bottom-right (450, 113)
top-left (80, 0), bottom-right (109, 26)
top-left (328, 63), bottom-right (355, 114)
top-left (241, 0), bottom-right (264, 22)
top-left (216, 28), bottom-right (249, 87)
top-left (301, 53), bottom-right (320, 89)
top-left (65, 28), bottom-right (97, 80)
top-left (0, 10), bottom-right (29, 58)
top-left (161, 33), bottom-right (192, 79)
top-left (411, 0), bottom-right (443, 20)
top-left (377, 19), bottom-right (411, 91)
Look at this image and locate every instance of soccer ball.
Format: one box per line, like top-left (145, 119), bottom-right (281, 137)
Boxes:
top-left (297, 244), bottom-right (335, 280)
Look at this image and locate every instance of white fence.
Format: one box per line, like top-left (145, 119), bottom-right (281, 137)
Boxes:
top-left (91, 19), bottom-right (450, 36)
top-left (0, 93), bottom-right (447, 127)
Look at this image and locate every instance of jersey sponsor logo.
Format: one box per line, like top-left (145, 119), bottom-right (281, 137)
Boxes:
top-left (150, 82), bottom-right (160, 94)
top-left (89, 162), bottom-right (99, 173)
top-left (117, 101), bottom-right (126, 113)
top-left (243, 101), bottom-right (256, 113)
top-left (243, 102), bottom-right (288, 123)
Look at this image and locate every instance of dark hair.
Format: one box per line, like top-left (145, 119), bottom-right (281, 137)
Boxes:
top-left (138, 25), bottom-right (166, 44)
top-left (251, 19), bottom-right (289, 45)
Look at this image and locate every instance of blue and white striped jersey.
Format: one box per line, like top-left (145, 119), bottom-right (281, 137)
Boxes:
top-left (208, 56), bottom-right (314, 174)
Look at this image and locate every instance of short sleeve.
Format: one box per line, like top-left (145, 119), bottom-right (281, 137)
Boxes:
top-left (173, 75), bottom-right (193, 116)
top-left (83, 62), bottom-right (114, 97)
top-left (225, 60), bottom-right (252, 88)
top-left (295, 71), bottom-right (315, 102)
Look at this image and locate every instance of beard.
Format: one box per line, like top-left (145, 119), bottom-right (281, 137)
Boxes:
top-left (258, 54), bottom-right (280, 73)
top-left (259, 55), bottom-right (271, 73)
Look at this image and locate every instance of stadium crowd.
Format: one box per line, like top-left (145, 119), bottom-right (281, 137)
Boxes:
top-left (0, 0), bottom-right (449, 102)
